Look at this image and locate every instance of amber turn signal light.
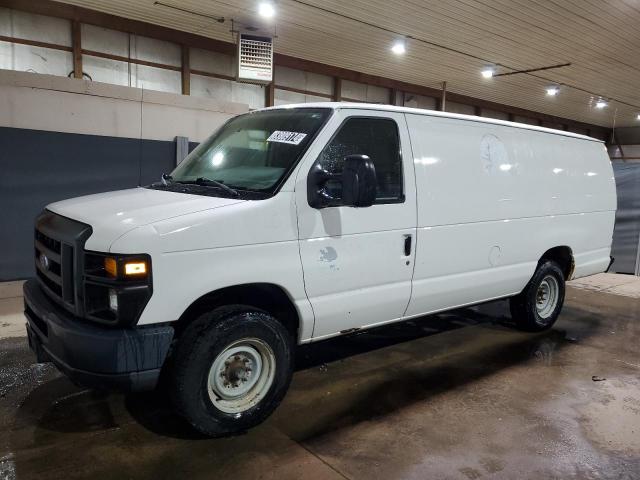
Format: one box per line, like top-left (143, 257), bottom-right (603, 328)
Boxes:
top-left (104, 257), bottom-right (117, 277)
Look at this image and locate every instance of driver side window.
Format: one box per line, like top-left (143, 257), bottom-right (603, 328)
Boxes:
top-left (315, 117), bottom-right (404, 203)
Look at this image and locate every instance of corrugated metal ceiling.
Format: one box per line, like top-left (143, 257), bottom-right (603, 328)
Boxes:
top-left (57, 0), bottom-right (640, 127)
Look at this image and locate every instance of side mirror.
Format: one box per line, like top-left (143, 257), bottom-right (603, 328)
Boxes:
top-left (341, 155), bottom-right (377, 208)
top-left (307, 154), bottom-right (377, 209)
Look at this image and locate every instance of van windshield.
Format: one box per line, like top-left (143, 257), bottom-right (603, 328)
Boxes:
top-left (165, 108), bottom-right (331, 198)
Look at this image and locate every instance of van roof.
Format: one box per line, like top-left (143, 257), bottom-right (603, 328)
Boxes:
top-left (261, 102), bottom-right (603, 143)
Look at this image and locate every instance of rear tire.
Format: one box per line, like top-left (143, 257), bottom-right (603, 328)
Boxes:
top-left (171, 305), bottom-right (294, 437)
top-left (510, 260), bottom-right (565, 332)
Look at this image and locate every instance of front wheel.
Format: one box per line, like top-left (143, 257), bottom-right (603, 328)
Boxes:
top-left (510, 260), bottom-right (565, 332)
top-left (171, 306), bottom-right (294, 437)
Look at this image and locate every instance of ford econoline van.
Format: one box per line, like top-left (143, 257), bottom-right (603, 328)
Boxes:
top-left (24, 103), bottom-right (616, 436)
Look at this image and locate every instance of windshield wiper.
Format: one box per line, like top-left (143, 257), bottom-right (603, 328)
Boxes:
top-left (176, 177), bottom-right (239, 197)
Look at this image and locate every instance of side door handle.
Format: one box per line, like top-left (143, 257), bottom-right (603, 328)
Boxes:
top-left (404, 234), bottom-right (413, 256)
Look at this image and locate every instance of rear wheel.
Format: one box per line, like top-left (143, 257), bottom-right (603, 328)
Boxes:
top-left (510, 260), bottom-right (565, 332)
top-left (171, 306), bottom-right (294, 437)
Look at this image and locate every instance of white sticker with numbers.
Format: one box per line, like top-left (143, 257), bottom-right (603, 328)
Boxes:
top-left (267, 131), bottom-right (307, 145)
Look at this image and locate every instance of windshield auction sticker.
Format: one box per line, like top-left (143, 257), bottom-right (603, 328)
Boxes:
top-left (267, 131), bottom-right (308, 145)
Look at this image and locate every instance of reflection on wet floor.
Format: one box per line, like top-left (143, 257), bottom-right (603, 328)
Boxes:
top-left (1, 288), bottom-right (639, 479)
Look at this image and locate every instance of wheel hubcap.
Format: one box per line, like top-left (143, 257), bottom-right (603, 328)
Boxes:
top-left (207, 338), bottom-right (276, 414)
top-left (536, 275), bottom-right (559, 319)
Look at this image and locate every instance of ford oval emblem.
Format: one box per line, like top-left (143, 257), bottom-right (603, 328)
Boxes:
top-left (39, 253), bottom-right (50, 271)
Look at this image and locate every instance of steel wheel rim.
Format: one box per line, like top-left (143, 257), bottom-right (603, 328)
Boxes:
top-left (536, 275), bottom-right (559, 319)
top-left (207, 338), bottom-right (276, 414)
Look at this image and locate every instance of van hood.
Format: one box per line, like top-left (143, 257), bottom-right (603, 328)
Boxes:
top-left (47, 187), bottom-right (244, 251)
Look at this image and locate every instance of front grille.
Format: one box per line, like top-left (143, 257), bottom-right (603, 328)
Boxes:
top-left (35, 230), bottom-right (61, 255)
top-left (33, 210), bottom-right (92, 316)
top-left (35, 228), bottom-right (73, 306)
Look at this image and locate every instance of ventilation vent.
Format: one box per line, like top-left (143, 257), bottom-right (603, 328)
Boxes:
top-left (237, 33), bottom-right (273, 84)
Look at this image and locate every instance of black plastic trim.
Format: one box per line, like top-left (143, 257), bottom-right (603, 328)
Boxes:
top-left (606, 256), bottom-right (615, 273)
top-left (35, 210), bottom-right (92, 316)
top-left (83, 251), bottom-right (153, 326)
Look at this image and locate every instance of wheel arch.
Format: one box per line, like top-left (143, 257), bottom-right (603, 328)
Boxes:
top-left (539, 246), bottom-right (574, 280)
top-left (174, 283), bottom-right (302, 342)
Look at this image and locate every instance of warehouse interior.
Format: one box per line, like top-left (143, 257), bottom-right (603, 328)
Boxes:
top-left (0, 1), bottom-right (639, 478)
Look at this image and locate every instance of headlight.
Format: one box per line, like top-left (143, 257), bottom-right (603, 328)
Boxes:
top-left (84, 252), bottom-right (153, 326)
top-left (124, 261), bottom-right (147, 276)
top-left (103, 257), bottom-right (149, 279)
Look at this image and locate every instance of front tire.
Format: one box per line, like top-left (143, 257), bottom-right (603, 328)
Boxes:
top-left (510, 260), bottom-right (565, 332)
top-left (171, 306), bottom-right (294, 437)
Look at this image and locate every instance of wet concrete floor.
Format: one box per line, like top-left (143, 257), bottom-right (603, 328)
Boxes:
top-left (1, 287), bottom-right (639, 479)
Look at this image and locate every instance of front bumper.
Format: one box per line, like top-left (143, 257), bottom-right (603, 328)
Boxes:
top-left (23, 279), bottom-right (173, 392)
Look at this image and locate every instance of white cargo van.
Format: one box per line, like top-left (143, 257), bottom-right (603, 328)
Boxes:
top-left (24, 103), bottom-right (616, 436)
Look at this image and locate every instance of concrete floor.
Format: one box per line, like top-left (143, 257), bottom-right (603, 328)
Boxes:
top-left (1, 280), bottom-right (639, 479)
top-left (0, 281), bottom-right (25, 339)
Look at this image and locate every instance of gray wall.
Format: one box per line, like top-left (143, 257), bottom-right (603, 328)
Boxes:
top-left (0, 127), bottom-right (179, 280)
top-left (610, 161), bottom-right (640, 274)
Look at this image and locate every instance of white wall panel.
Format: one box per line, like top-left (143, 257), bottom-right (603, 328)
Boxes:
top-left (190, 48), bottom-right (234, 76)
top-left (0, 8), bottom-right (71, 46)
top-left (0, 43), bottom-right (72, 76)
top-left (191, 74), bottom-right (232, 103)
top-left (341, 79), bottom-right (389, 104)
top-left (393, 90), bottom-right (403, 106)
top-left (366, 84), bottom-right (389, 104)
top-left (232, 81), bottom-right (265, 110)
top-left (306, 71), bottom-right (333, 95)
top-left (482, 109), bottom-right (509, 120)
top-left (81, 24), bottom-right (129, 57)
top-left (342, 80), bottom-right (366, 101)
top-left (306, 94), bottom-right (331, 103)
top-left (275, 65), bottom-right (304, 89)
top-left (274, 88), bottom-right (304, 106)
top-left (131, 34), bottom-right (181, 67)
top-left (275, 65), bottom-right (332, 96)
top-left (132, 64), bottom-right (181, 94)
top-left (274, 88), bottom-right (330, 105)
top-left (82, 55), bottom-right (129, 86)
top-left (446, 102), bottom-right (475, 115)
top-left (513, 115), bottom-right (538, 126)
top-left (0, 70), bottom-right (247, 141)
top-left (141, 101), bottom-right (233, 142)
top-left (0, 8), bottom-right (9, 35)
top-left (0, 82), bottom-right (142, 138)
top-left (342, 80), bottom-right (389, 104)
top-left (404, 93), bottom-right (437, 110)
top-left (191, 74), bottom-right (264, 110)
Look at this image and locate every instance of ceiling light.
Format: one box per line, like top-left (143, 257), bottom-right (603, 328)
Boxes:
top-left (595, 99), bottom-right (607, 109)
top-left (546, 86), bottom-right (559, 96)
top-left (258, 2), bottom-right (275, 18)
top-left (481, 67), bottom-right (495, 78)
top-left (391, 40), bottom-right (406, 55)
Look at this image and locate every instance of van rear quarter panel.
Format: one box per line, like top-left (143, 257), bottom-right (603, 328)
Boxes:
top-left (405, 113), bottom-right (616, 317)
